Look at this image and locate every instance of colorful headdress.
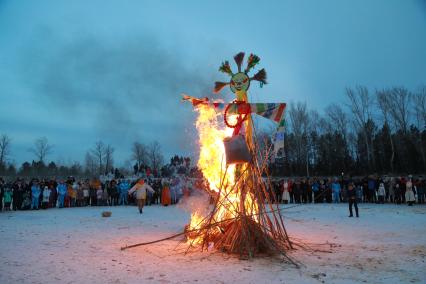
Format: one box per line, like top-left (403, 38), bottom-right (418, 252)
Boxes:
top-left (214, 52), bottom-right (267, 94)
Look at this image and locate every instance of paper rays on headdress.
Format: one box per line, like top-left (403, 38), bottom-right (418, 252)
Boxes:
top-left (214, 52), bottom-right (267, 94)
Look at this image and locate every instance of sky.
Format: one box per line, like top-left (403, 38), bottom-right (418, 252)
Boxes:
top-left (0, 0), bottom-right (425, 167)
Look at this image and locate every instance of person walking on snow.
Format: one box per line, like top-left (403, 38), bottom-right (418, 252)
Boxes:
top-left (347, 183), bottom-right (359, 217)
top-left (128, 179), bottom-right (155, 214)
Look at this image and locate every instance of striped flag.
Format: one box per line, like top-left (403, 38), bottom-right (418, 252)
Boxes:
top-left (182, 95), bottom-right (286, 124)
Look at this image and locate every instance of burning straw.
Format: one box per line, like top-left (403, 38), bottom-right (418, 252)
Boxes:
top-left (185, 104), bottom-right (293, 260)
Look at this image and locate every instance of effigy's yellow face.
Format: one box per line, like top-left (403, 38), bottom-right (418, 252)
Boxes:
top-left (230, 72), bottom-right (250, 94)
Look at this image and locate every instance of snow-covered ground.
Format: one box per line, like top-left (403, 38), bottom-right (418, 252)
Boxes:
top-left (0, 203), bottom-right (425, 284)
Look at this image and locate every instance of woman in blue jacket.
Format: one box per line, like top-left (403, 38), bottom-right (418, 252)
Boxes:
top-left (331, 179), bottom-right (341, 203)
top-left (31, 180), bottom-right (41, 210)
top-left (57, 180), bottom-right (67, 208)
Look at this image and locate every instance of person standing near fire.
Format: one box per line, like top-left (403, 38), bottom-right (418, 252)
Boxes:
top-left (128, 179), bottom-right (155, 214)
top-left (161, 179), bottom-right (171, 206)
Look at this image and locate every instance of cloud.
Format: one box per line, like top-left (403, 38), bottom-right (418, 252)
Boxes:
top-left (19, 29), bottom-right (219, 161)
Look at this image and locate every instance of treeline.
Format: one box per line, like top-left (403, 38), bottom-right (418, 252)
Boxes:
top-left (271, 85), bottom-right (426, 176)
top-left (0, 136), bottom-right (167, 178)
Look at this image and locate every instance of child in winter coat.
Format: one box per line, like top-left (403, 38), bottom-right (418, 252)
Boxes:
top-left (76, 183), bottom-right (84, 207)
top-left (377, 182), bottom-right (386, 204)
top-left (282, 180), bottom-right (290, 204)
top-left (102, 184), bottom-right (109, 206)
top-left (128, 179), bottom-right (155, 214)
top-left (96, 186), bottom-right (103, 206)
top-left (82, 182), bottom-right (89, 206)
top-left (42, 186), bottom-right (51, 209)
top-left (21, 188), bottom-right (31, 210)
top-left (388, 179), bottom-right (395, 203)
top-left (3, 184), bottom-right (13, 211)
top-left (405, 177), bottom-right (416, 206)
top-left (70, 182), bottom-right (78, 207)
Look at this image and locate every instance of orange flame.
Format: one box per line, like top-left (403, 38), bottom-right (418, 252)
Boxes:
top-left (188, 105), bottom-right (258, 245)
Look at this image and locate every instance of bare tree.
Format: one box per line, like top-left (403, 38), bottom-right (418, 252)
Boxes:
top-left (346, 86), bottom-right (376, 170)
top-left (317, 116), bottom-right (333, 135)
top-left (85, 151), bottom-right (97, 175)
top-left (255, 128), bottom-right (274, 164)
top-left (104, 144), bottom-right (114, 174)
top-left (147, 141), bottom-right (164, 174)
top-left (376, 89), bottom-right (395, 172)
top-left (131, 142), bottom-right (149, 168)
top-left (325, 103), bottom-right (348, 141)
top-left (412, 86), bottom-right (426, 171)
top-left (386, 87), bottom-right (411, 134)
top-left (308, 110), bottom-right (321, 169)
top-left (0, 134), bottom-right (11, 166)
top-left (90, 141), bottom-right (106, 175)
top-left (413, 86), bottom-right (426, 129)
top-left (288, 102), bottom-right (309, 175)
top-left (29, 137), bottom-right (53, 163)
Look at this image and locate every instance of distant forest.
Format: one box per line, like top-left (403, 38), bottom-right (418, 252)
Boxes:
top-left (1, 85), bottom-right (425, 178)
top-left (271, 85), bottom-right (426, 177)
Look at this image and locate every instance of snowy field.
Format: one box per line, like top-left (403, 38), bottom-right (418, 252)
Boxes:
top-left (0, 204), bottom-right (425, 284)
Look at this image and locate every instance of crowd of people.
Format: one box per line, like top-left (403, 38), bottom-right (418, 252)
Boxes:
top-left (0, 174), bottom-right (424, 213)
top-left (0, 176), bottom-right (199, 212)
top-left (270, 175), bottom-right (424, 206)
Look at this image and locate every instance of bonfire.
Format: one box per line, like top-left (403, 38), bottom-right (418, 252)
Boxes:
top-left (121, 52), bottom-right (292, 262)
top-left (183, 52), bottom-right (292, 260)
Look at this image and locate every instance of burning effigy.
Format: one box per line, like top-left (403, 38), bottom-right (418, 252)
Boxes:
top-left (183, 52), bottom-right (292, 260)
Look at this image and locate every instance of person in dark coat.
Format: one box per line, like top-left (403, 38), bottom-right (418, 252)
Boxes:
top-left (301, 179), bottom-right (308, 203)
top-left (108, 180), bottom-right (119, 206)
top-left (306, 178), bottom-right (313, 203)
top-left (325, 179), bottom-right (332, 203)
top-left (274, 180), bottom-right (282, 204)
top-left (318, 179), bottom-right (326, 203)
top-left (21, 183), bottom-right (31, 210)
top-left (394, 178), bottom-right (402, 204)
top-left (417, 178), bottom-right (425, 204)
top-left (12, 179), bottom-right (24, 210)
top-left (347, 182), bottom-right (359, 217)
top-left (293, 179), bottom-right (301, 204)
top-left (312, 179), bottom-right (320, 203)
